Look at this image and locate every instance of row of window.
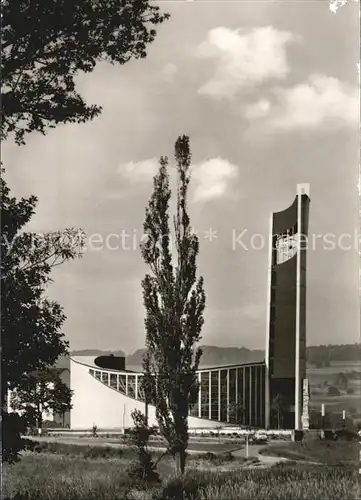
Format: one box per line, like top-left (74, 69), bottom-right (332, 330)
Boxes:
top-left (191, 365), bottom-right (265, 427)
top-left (89, 369), bottom-right (146, 400)
top-left (89, 364), bottom-right (266, 427)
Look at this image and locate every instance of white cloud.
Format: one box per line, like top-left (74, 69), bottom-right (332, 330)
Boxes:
top-left (329, 0), bottom-right (348, 14)
top-left (244, 99), bottom-right (271, 119)
top-left (191, 158), bottom-right (239, 203)
top-left (161, 63), bottom-right (178, 83)
top-left (117, 158), bottom-right (159, 183)
top-left (117, 156), bottom-right (239, 203)
top-left (196, 26), bottom-right (297, 99)
top-left (269, 74), bottom-right (359, 130)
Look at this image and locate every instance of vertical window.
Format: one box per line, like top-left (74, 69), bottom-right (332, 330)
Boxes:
top-left (128, 376), bottom-right (136, 398)
top-left (244, 367), bottom-right (250, 426)
top-left (250, 366), bottom-right (256, 426)
top-left (200, 372), bottom-right (209, 418)
top-left (110, 373), bottom-right (117, 389)
top-left (137, 375), bottom-right (145, 401)
top-left (228, 369), bottom-right (237, 424)
top-left (210, 371), bottom-right (219, 421)
top-left (220, 370), bottom-right (227, 422)
top-left (118, 375), bottom-right (126, 394)
top-left (260, 365), bottom-right (264, 428)
top-left (237, 368), bottom-right (244, 425)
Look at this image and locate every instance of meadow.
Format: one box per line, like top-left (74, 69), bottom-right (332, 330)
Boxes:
top-left (307, 360), bottom-right (361, 423)
top-left (259, 439), bottom-right (359, 466)
top-left (2, 439), bottom-right (359, 500)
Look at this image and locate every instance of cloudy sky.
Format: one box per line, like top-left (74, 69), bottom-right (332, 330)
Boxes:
top-left (3, 0), bottom-right (359, 354)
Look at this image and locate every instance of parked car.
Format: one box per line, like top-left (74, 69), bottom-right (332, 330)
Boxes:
top-left (252, 432), bottom-right (268, 444)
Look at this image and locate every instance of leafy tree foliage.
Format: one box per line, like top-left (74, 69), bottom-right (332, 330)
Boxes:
top-left (1, 177), bottom-right (84, 460)
top-left (1, 0), bottom-right (169, 144)
top-left (10, 368), bottom-right (73, 432)
top-left (1, 177), bottom-right (84, 399)
top-left (141, 136), bottom-right (206, 475)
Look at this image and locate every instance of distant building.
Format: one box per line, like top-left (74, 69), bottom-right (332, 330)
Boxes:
top-left (59, 184), bottom-right (310, 431)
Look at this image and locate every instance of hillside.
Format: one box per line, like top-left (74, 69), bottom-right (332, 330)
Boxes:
top-left (69, 343), bottom-right (360, 371)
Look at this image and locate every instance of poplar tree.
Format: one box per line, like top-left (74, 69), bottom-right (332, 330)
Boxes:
top-left (141, 135), bottom-right (206, 475)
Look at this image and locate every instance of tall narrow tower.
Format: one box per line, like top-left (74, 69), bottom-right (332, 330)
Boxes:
top-left (265, 184), bottom-right (310, 430)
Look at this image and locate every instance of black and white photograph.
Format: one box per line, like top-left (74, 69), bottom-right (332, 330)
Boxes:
top-left (1, 0), bottom-right (360, 498)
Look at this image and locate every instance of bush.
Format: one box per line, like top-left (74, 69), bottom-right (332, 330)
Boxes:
top-left (293, 430), bottom-right (304, 442)
top-left (127, 454), bottom-right (161, 484)
top-left (327, 386), bottom-right (341, 397)
top-left (346, 388), bottom-right (354, 394)
top-left (2, 413), bottom-right (27, 463)
top-left (335, 429), bottom-right (358, 442)
top-left (83, 446), bottom-right (123, 459)
top-left (151, 476), bottom-right (202, 500)
top-left (198, 451), bottom-right (234, 466)
top-left (128, 409), bottom-right (160, 484)
top-left (29, 440), bottom-right (125, 459)
top-left (322, 430), bottom-right (337, 441)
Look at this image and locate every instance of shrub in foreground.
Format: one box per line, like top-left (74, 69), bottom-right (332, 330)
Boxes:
top-left (31, 440), bottom-right (124, 459)
top-left (128, 409), bottom-right (160, 483)
top-left (151, 476), bottom-right (202, 500)
top-left (2, 413), bottom-right (27, 464)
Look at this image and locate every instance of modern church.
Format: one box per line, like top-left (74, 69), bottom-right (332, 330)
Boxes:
top-left (65, 184), bottom-right (310, 431)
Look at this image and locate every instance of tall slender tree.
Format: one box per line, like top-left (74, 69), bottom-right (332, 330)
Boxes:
top-left (141, 136), bottom-right (206, 475)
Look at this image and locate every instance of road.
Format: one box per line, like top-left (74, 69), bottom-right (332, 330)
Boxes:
top-left (25, 435), bottom-right (289, 463)
top-left (25, 435), bottom-right (244, 455)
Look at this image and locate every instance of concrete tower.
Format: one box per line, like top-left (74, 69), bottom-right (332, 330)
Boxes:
top-left (265, 184), bottom-right (310, 430)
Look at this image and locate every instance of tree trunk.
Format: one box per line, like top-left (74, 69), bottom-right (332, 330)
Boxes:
top-left (37, 405), bottom-right (43, 435)
top-left (175, 449), bottom-right (186, 475)
top-left (1, 379), bottom-right (8, 415)
top-left (145, 400), bottom-right (149, 427)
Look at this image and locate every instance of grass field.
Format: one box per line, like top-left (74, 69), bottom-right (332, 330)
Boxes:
top-left (259, 440), bottom-right (359, 466)
top-left (307, 361), bottom-right (361, 421)
top-left (2, 440), bottom-right (359, 500)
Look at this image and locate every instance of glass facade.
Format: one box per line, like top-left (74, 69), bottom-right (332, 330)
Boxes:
top-left (88, 362), bottom-right (266, 428)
